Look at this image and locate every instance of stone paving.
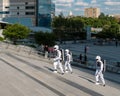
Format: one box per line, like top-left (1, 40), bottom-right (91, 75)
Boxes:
top-left (0, 52), bottom-right (120, 96)
top-left (60, 42), bottom-right (120, 73)
top-left (60, 41), bottom-right (120, 63)
top-left (0, 42), bottom-right (120, 96)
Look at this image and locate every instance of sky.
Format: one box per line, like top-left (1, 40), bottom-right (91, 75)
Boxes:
top-left (52, 0), bottom-right (120, 16)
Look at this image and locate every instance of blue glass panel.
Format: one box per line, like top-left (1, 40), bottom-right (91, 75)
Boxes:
top-left (2, 17), bottom-right (33, 26)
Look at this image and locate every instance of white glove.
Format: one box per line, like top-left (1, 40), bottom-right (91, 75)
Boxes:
top-left (53, 58), bottom-right (57, 61)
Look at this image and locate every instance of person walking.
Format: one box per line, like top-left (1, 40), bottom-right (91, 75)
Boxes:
top-left (53, 45), bottom-right (64, 75)
top-left (95, 56), bottom-right (105, 86)
top-left (64, 49), bottom-right (73, 74)
top-left (84, 45), bottom-right (88, 54)
top-left (79, 54), bottom-right (83, 63)
top-left (44, 45), bottom-right (48, 58)
top-left (84, 54), bottom-right (87, 64)
top-left (115, 40), bottom-right (118, 47)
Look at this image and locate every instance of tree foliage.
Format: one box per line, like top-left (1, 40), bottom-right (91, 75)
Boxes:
top-left (52, 15), bottom-right (85, 41)
top-left (3, 23), bottom-right (30, 44)
top-left (97, 23), bottom-right (120, 39)
top-left (52, 13), bottom-right (120, 40)
top-left (34, 32), bottom-right (56, 46)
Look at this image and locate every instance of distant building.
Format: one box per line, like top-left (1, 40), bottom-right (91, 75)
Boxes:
top-left (0, 0), bottom-right (9, 19)
top-left (67, 11), bottom-right (74, 18)
top-left (108, 14), bottom-right (120, 22)
top-left (91, 27), bottom-right (103, 33)
top-left (37, 0), bottom-right (53, 28)
top-left (0, 0), bottom-right (55, 32)
top-left (69, 11), bottom-right (73, 16)
top-left (84, 7), bottom-right (100, 18)
top-left (113, 14), bottom-right (120, 21)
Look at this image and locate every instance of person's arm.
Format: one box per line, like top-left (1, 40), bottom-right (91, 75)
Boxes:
top-left (68, 54), bottom-right (71, 62)
top-left (54, 50), bottom-right (61, 61)
top-left (98, 61), bottom-right (103, 74)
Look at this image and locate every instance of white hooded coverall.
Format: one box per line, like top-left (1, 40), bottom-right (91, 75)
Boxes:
top-left (95, 60), bottom-right (105, 85)
top-left (64, 53), bottom-right (73, 73)
top-left (53, 49), bottom-right (64, 73)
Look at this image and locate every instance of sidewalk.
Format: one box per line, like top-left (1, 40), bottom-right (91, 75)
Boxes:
top-left (1, 42), bottom-right (120, 84)
top-left (0, 52), bottom-right (120, 96)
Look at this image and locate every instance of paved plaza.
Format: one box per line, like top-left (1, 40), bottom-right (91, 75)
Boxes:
top-left (60, 41), bottom-right (120, 63)
top-left (0, 42), bottom-right (120, 96)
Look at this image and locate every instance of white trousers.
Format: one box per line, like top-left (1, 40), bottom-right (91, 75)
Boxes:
top-left (53, 60), bottom-right (64, 73)
top-left (64, 61), bottom-right (72, 72)
top-left (95, 70), bottom-right (105, 84)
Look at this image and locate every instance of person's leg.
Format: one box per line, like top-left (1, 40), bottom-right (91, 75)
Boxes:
top-left (68, 63), bottom-right (73, 73)
top-left (53, 61), bottom-right (58, 73)
top-left (58, 61), bottom-right (64, 74)
top-left (100, 73), bottom-right (105, 86)
top-left (95, 70), bottom-right (100, 85)
top-left (64, 61), bottom-right (68, 73)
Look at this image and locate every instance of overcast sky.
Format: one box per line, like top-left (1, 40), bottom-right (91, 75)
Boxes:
top-left (52, 0), bottom-right (120, 16)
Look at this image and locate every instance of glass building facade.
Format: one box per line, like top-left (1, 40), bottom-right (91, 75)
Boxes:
top-left (37, 0), bottom-right (52, 28)
top-left (0, 0), bottom-right (55, 31)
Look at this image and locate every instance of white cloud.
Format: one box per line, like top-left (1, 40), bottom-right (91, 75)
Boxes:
top-left (55, 0), bottom-right (74, 3)
top-left (55, 7), bottom-right (70, 16)
top-left (74, 1), bottom-right (88, 6)
top-left (55, 8), bottom-right (67, 13)
top-left (52, 0), bottom-right (120, 16)
top-left (74, 8), bottom-right (84, 11)
top-left (104, 1), bottom-right (120, 5)
top-left (107, 8), bottom-right (120, 11)
top-left (88, 4), bottom-right (101, 7)
top-left (56, 3), bottom-right (72, 7)
top-left (55, 8), bottom-right (62, 12)
top-left (74, 8), bottom-right (80, 11)
top-left (91, 0), bottom-right (97, 4)
top-left (105, 7), bottom-right (109, 10)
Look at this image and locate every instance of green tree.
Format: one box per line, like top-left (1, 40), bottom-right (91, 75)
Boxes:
top-left (98, 13), bottom-right (105, 19)
top-left (52, 13), bottom-right (120, 40)
top-left (3, 23), bottom-right (30, 44)
top-left (52, 16), bottom-right (85, 41)
top-left (109, 24), bottom-right (120, 39)
top-left (97, 24), bottom-right (120, 39)
top-left (34, 32), bottom-right (56, 46)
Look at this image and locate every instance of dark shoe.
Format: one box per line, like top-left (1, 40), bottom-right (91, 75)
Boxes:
top-left (103, 84), bottom-right (105, 87)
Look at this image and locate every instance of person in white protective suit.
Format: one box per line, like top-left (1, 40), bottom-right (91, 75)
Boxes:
top-left (53, 45), bottom-right (64, 75)
top-left (95, 56), bottom-right (105, 86)
top-left (64, 49), bottom-right (73, 74)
